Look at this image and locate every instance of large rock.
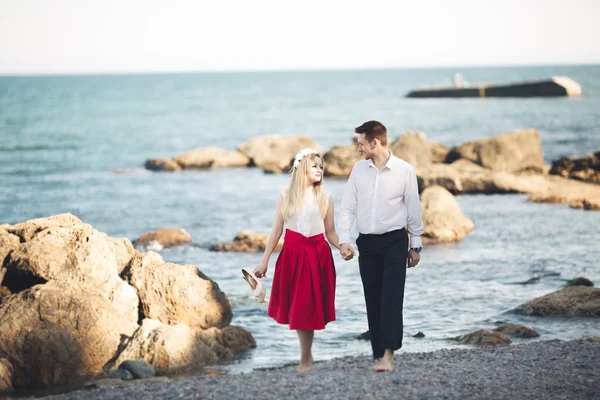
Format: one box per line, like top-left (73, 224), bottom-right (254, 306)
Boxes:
top-left (549, 151), bottom-right (600, 184)
top-left (568, 198), bottom-right (600, 211)
top-left (238, 135), bottom-right (323, 170)
top-left (323, 143), bottom-right (362, 177)
top-left (514, 286), bottom-right (600, 317)
top-left (123, 252), bottom-right (233, 329)
top-left (8, 213), bottom-right (82, 242)
top-left (493, 324), bottom-right (539, 338)
top-left (133, 228), bottom-right (193, 250)
top-left (389, 132), bottom-right (449, 168)
top-left (527, 174), bottom-right (600, 209)
top-left (445, 129), bottom-right (544, 173)
top-left (145, 159), bottom-right (182, 172)
top-left (219, 326), bottom-right (257, 351)
top-left (416, 160), bottom-right (548, 195)
top-left (455, 329), bottom-right (511, 346)
top-left (210, 232), bottom-right (284, 252)
top-left (107, 319), bottom-right (254, 375)
top-left (211, 151), bottom-right (251, 168)
top-left (420, 186), bottom-right (474, 243)
top-left (173, 147), bottom-right (227, 169)
top-left (4, 223), bottom-right (136, 290)
top-left (0, 359), bottom-right (13, 393)
top-left (147, 149), bottom-right (250, 171)
top-left (0, 280), bottom-right (139, 388)
top-left (417, 161), bottom-right (600, 213)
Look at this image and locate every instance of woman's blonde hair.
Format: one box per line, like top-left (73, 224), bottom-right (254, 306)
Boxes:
top-left (281, 153), bottom-right (329, 221)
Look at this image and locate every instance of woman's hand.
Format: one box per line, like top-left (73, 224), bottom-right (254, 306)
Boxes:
top-left (254, 261), bottom-right (268, 278)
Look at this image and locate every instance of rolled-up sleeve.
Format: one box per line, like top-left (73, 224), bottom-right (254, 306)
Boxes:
top-left (405, 166), bottom-right (424, 248)
top-left (338, 167), bottom-right (358, 245)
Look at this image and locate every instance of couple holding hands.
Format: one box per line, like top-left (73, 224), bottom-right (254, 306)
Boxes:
top-left (249, 120), bottom-right (424, 373)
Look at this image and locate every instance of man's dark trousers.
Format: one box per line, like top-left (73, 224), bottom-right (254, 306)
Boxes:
top-left (356, 228), bottom-right (409, 359)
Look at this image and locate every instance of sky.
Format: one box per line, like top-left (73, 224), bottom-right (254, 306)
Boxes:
top-left (0, 0), bottom-right (599, 75)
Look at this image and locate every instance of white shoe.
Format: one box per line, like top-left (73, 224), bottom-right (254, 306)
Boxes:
top-left (242, 268), bottom-right (266, 303)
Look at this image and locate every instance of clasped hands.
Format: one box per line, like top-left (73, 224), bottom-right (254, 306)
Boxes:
top-left (339, 243), bottom-right (355, 261)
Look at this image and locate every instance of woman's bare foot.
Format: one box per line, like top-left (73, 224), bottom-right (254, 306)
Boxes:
top-left (297, 363), bottom-right (312, 373)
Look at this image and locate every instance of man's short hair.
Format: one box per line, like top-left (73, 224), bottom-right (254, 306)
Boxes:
top-left (355, 120), bottom-right (388, 146)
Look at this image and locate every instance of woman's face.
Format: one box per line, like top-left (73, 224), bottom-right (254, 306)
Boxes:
top-left (306, 156), bottom-right (324, 183)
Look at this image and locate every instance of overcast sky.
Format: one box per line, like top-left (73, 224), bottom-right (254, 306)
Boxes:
top-left (1, 0), bottom-right (599, 75)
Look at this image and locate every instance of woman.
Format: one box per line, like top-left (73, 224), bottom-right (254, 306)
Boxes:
top-left (254, 148), bottom-right (350, 372)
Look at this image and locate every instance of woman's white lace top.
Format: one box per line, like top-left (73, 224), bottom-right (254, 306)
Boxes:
top-left (282, 189), bottom-right (328, 237)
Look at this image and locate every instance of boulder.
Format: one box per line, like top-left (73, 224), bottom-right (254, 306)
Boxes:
top-left (123, 252), bottom-right (233, 329)
top-left (238, 135), bottom-right (323, 170)
top-left (527, 174), bottom-right (600, 209)
top-left (416, 161), bottom-right (543, 194)
top-left (567, 277), bottom-right (594, 287)
top-left (568, 198), bottom-right (600, 211)
top-left (323, 143), bottom-right (362, 177)
top-left (219, 326), bottom-right (258, 351)
top-left (106, 319), bottom-right (253, 376)
top-left (133, 228), bottom-right (193, 250)
top-left (549, 152), bottom-right (600, 184)
top-left (144, 159), bottom-right (182, 172)
top-left (0, 280), bottom-right (139, 388)
top-left (211, 151), bottom-right (251, 168)
top-left (420, 186), bottom-right (474, 243)
top-left (8, 213), bottom-right (82, 242)
top-left (262, 162), bottom-right (288, 175)
top-left (173, 147), bottom-right (226, 169)
top-left (493, 324), bottom-right (539, 338)
top-left (210, 232), bottom-right (284, 252)
top-left (416, 161), bottom-right (600, 212)
top-left (389, 131), bottom-right (446, 168)
top-left (445, 129), bottom-right (544, 173)
top-left (514, 286), bottom-right (600, 317)
top-left (455, 329), bottom-right (511, 346)
top-left (115, 359), bottom-right (155, 380)
top-left (4, 223), bottom-right (136, 291)
top-left (430, 141), bottom-right (451, 164)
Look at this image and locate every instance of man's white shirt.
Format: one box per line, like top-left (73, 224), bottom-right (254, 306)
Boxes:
top-left (338, 152), bottom-right (424, 248)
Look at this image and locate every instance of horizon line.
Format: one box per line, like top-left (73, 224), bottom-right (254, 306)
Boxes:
top-left (1, 61), bottom-right (599, 78)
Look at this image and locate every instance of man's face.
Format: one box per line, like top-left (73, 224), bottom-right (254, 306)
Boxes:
top-left (357, 133), bottom-right (375, 159)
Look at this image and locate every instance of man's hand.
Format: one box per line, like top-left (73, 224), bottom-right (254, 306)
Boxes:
top-left (408, 249), bottom-right (420, 268)
top-left (340, 243), bottom-right (355, 261)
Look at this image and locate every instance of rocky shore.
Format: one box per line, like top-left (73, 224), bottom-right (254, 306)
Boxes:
top-left (143, 129), bottom-right (600, 212)
top-left (16, 338), bottom-right (600, 400)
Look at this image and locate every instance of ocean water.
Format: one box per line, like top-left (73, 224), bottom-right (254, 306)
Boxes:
top-left (1, 65), bottom-right (599, 374)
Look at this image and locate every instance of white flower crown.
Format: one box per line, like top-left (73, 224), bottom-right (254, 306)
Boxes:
top-left (292, 148), bottom-right (319, 169)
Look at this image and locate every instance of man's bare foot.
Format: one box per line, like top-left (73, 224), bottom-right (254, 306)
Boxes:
top-left (371, 353), bottom-right (394, 372)
top-left (371, 358), bottom-right (394, 372)
top-left (297, 363), bottom-right (312, 373)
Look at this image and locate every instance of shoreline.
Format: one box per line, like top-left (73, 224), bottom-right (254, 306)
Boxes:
top-left (15, 338), bottom-right (600, 400)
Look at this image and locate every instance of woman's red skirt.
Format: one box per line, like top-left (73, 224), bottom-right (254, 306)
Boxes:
top-left (268, 229), bottom-right (336, 330)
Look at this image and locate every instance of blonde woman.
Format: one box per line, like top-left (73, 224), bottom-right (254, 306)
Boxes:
top-left (254, 148), bottom-right (351, 373)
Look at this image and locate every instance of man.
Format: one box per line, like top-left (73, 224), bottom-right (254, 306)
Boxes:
top-left (338, 120), bottom-right (424, 372)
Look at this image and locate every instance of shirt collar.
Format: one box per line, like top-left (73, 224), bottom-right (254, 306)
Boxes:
top-left (368, 151), bottom-right (394, 171)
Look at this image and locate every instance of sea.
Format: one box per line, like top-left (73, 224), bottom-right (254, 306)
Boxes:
top-left (1, 64), bottom-right (599, 374)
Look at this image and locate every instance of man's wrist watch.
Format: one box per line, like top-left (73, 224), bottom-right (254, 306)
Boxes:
top-left (410, 247), bottom-right (422, 253)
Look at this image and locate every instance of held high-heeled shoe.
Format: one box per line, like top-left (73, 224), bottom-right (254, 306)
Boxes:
top-left (241, 268), bottom-right (266, 303)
